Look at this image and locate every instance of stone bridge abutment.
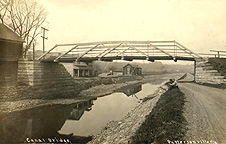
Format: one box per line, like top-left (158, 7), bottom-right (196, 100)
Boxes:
top-left (17, 59), bottom-right (77, 98)
top-left (195, 58), bottom-right (226, 84)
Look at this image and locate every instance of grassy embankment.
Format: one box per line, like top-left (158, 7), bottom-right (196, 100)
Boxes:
top-left (131, 87), bottom-right (187, 144)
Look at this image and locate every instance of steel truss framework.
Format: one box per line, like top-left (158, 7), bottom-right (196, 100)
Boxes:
top-left (38, 41), bottom-right (202, 62)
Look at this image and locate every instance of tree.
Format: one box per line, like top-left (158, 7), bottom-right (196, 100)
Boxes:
top-left (0, 0), bottom-right (47, 57)
top-left (108, 64), bottom-right (117, 73)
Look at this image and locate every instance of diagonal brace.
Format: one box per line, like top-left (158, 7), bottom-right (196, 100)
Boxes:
top-left (54, 45), bottom-right (78, 62)
top-left (115, 47), bottom-right (132, 57)
top-left (127, 45), bottom-right (149, 57)
top-left (76, 44), bottom-right (101, 61)
top-left (98, 43), bottom-right (123, 58)
top-left (175, 41), bottom-right (201, 58)
top-left (38, 45), bottom-right (58, 60)
top-left (150, 44), bottom-right (174, 58)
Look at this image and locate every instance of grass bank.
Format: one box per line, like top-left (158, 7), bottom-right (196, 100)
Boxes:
top-left (131, 87), bottom-right (187, 144)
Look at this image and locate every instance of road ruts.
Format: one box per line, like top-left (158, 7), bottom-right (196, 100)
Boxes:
top-left (179, 83), bottom-right (226, 144)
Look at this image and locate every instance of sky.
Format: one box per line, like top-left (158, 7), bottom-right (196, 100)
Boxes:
top-left (37, 0), bottom-right (226, 56)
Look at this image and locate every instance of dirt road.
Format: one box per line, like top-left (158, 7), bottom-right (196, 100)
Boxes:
top-left (179, 83), bottom-right (226, 144)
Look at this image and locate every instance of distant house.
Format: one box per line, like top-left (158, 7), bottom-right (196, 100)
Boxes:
top-left (123, 63), bottom-right (142, 76)
top-left (73, 61), bottom-right (98, 77)
top-left (111, 66), bottom-right (123, 76)
top-left (0, 23), bottom-right (24, 85)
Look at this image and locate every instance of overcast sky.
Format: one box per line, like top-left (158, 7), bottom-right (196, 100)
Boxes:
top-left (37, 0), bottom-right (226, 55)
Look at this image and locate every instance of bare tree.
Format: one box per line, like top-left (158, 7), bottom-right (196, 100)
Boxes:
top-left (0, 0), bottom-right (47, 57)
top-left (0, 0), bottom-right (9, 22)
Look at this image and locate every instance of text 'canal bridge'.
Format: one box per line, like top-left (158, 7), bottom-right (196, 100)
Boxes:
top-left (38, 41), bottom-right (202, 62)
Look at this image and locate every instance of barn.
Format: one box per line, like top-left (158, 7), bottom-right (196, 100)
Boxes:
top-left (123, 63), bottom-right (142, 76)
top-left (0, 23), bottom-right (24, 85)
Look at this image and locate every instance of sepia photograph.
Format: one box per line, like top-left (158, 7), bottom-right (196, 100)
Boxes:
top-left (0, 0), bottom-right (226, 143)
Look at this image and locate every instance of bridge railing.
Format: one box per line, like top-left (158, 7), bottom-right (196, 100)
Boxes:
top-left (198, 50), bottom-right (226, 58)
top-left (210, 50), bottom-right (226, 58)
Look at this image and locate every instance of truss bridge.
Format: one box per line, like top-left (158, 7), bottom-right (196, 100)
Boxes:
top-left (38, 40), bottom-right (201, 62)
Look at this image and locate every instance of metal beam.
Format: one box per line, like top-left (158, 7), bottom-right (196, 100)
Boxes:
top-left (115, 47), bottom-right (133, 57)
top-left (69, 44), bottom-right (179, 51)
top-left (175, 41), bottom-right (201, 58)
top-left (98, 43), bottom-right (123, 58)
top-left (38, 45), bottom-right (58, 60)
top-left (210, 50), bottom-right (226, 53)
top-left (54, 45), bottom-right (78, 62)
top-left (126, 45), bottom-right (149, 57)
top-left (96, 45), bottom-right (118, 57)
top-left (76, 44), bottom-right (101, 61)
top-left (55, 40), bottom-right (175, 47)
top-left (150, 44), bottom-right (174, 58)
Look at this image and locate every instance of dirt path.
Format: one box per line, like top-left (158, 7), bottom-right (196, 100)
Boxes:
top-left (179, 83), bottom-right (226, 144)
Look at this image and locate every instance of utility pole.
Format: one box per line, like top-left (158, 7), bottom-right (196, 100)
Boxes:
top-left (33, 43), bottom-right (35, 61)
top-left (41, 27), bottom-right (48, 53)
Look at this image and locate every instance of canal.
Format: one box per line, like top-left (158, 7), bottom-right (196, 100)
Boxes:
top-left (0, 83), bottom-right (160, 143)
top-left (59, 83), bottom-right (159, 137)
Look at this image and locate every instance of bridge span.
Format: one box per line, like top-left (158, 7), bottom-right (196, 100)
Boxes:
top-left (38, 41), bottom-right (202, 63)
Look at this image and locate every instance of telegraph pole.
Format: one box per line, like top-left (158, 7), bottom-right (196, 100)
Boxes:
top-left (41, 27), bottom-right (48, 53)
top-left (33, 43), bottom-right (35, 61)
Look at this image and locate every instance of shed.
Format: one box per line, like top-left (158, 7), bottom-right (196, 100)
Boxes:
top-left (0, 23), bottom-right (24, 85)
top-left (123, 63), bottom-right (142, 76)
top-left (0, 23), bottom-right (23, 61)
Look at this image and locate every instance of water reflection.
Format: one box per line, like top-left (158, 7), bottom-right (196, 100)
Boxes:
top-left (0, 83), bottom-right (158, 143)
top-left (0, 101), bottom-right (93, 143)
top-left (68, 100), bottom-right (94, 121)
top-left (59, 83), bottom-right (158, 137)
top-left (118, 84), bottom-right (142, 97)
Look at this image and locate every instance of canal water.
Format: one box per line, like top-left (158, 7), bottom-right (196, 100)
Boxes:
top-left (58, 83), bottom-right (159, 136)
top-left (0, 83), bottom-right (159, 143)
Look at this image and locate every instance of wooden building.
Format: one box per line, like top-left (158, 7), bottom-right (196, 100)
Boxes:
top-left (73, 61), bottom-right (98, 77)
top-left (123, 63), bottom-right (142, 76)
top-left (0, 23), bottom-right (23, 85)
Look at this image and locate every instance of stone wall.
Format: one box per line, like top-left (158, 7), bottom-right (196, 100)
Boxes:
top-left (16, 59), bottom-right (77, 99)
top-left (60, 62), bottom-right (74, 76)
top-left (208, 58), bottom-right (226, 77)
top-left (195, 58), bottom-right (226, 84)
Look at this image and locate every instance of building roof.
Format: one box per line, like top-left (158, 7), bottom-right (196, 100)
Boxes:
top-left (74, 61), bottom-right (94, 69)
top-left (123, 63), bottom-right (142, 69)
top-left (0, 23), bottom-right (23, 43)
